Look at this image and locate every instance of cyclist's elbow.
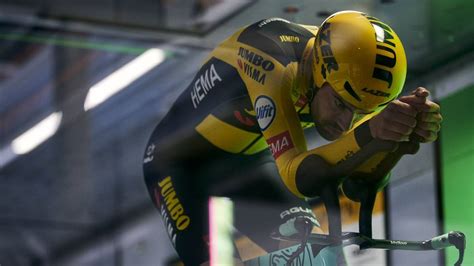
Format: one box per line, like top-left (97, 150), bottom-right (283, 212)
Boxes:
top-left (294, 155), bottom-right (335, 197)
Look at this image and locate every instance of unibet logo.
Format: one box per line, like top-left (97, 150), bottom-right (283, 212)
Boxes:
top-left (254, 96), bottom-right (276, 131)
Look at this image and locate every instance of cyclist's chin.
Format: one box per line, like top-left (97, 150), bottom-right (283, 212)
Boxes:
top-left (315, 124), bottom-right (343, 141)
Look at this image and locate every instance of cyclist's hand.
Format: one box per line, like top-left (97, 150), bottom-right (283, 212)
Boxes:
top-left (399, 87), bottom-right (442, 143)
top-left (369, 99), bottom-right (418, 142)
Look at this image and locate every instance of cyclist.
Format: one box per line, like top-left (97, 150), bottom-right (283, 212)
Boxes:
top-left (143, 11), bottom-right (442, 264)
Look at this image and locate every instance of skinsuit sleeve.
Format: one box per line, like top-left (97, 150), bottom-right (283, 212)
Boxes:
top-left (236, 21), bottom-right (390, 199)
top-left (212, 19), bottom-right (391, 199)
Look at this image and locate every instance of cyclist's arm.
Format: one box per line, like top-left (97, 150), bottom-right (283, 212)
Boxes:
top-left (279, 114), bottom-right (391, 198)
top-left (249, 65), bottom-right (391, 198)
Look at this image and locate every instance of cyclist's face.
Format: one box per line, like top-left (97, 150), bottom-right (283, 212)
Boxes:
top-left (311, 83), bottom-right (367, 140)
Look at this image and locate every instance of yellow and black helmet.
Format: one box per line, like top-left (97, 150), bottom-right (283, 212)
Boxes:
top-left (313, 10), bottom-right (407, 112)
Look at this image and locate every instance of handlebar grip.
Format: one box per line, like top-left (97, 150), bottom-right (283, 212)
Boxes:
top-left (430, 231), bottom-right (465, 266)
top-left (449, 231), bottom-right (466, 250)
top-left (430, 231), bottom-right (465, 250)
top-left (430, 233), bottom-right (451, 249)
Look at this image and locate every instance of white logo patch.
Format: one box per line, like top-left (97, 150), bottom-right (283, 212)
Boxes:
top-left (255, 96), bottom-right (276, 131)
top-left (143, 143), bottom-right (155, 164)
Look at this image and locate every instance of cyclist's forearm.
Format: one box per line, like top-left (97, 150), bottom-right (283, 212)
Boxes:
top-left (296, 144), bottom-right (396, 197)
top-left (277, 121), bottom-right (411, 198)
top-left (302, 121), bottom-right (374, 165)
top-left (277, 123), bottom-right (371, 197)
top-left (349, 136), bottom-right (421, 181)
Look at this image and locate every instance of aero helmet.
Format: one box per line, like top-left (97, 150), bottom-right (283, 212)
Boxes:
top-left (313, 11), bottom-right (407, 112)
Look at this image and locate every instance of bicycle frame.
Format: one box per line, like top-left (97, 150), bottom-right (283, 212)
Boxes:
top-left (245, 231), bottom-right (465, 265)
top-left (244, 147), bottom-right (466, 265)
top-left (242, 139), bottom-right (466, 265)
top-left (245, 242), bottom-right (341, 266)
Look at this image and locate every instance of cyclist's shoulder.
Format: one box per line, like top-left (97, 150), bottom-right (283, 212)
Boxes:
top-left (242, 18), bottom-right (316, 37)
top-left (296, 23), bottom-right (319, 36)
top-left (230, 18), bottom-right (316, 66)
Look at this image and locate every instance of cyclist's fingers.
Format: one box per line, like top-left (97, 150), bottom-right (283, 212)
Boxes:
top-left (384, 120), bottom-right (414, 136)
top-left (425, 100), bottom-right (440, 112)
top-left (418, 111), bottom-right (443, 123)
top-left (385, 110), bottom-right (418, 128)
top-left (387, 100), bottom-right (418, 117)
top-left (412, 87), bottom-right (430, 98)
top-left (416, 121), bottom-right (441, 132)
top-left (380, 129), bottom-right (409, 142)
top-left (414, 128), bottom-right (438, 143)
top-left (413, 100), bottom-right (441, 113)
top-left (399, 94), bottom-right (426, 106)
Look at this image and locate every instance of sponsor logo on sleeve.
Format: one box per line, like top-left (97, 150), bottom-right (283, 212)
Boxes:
top-left (267, 131), bottom-right (294, 159)
top-left (237, 47), bottom-right (275, 71)
top-left (237, 47), bottom-right (275, 85)
top-left (254, 96), bottom-right (276, 130)
top-left (190, 63), bottom-right (222, 109)
top-left (279, 35), bottom-right (300, 43)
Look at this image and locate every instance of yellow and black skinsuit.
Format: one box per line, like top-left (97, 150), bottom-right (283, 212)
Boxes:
top-left (143, 18), bottom-right (383, 264)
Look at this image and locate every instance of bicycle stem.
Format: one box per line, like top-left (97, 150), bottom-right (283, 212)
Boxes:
top-left (318, 138), bottom-right (420, 238)
top-left (357, 138), bottom-right (420, 237)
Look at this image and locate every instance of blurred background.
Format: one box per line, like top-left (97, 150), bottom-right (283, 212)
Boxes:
top-left (0, 0), bottom-right (473, 265)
